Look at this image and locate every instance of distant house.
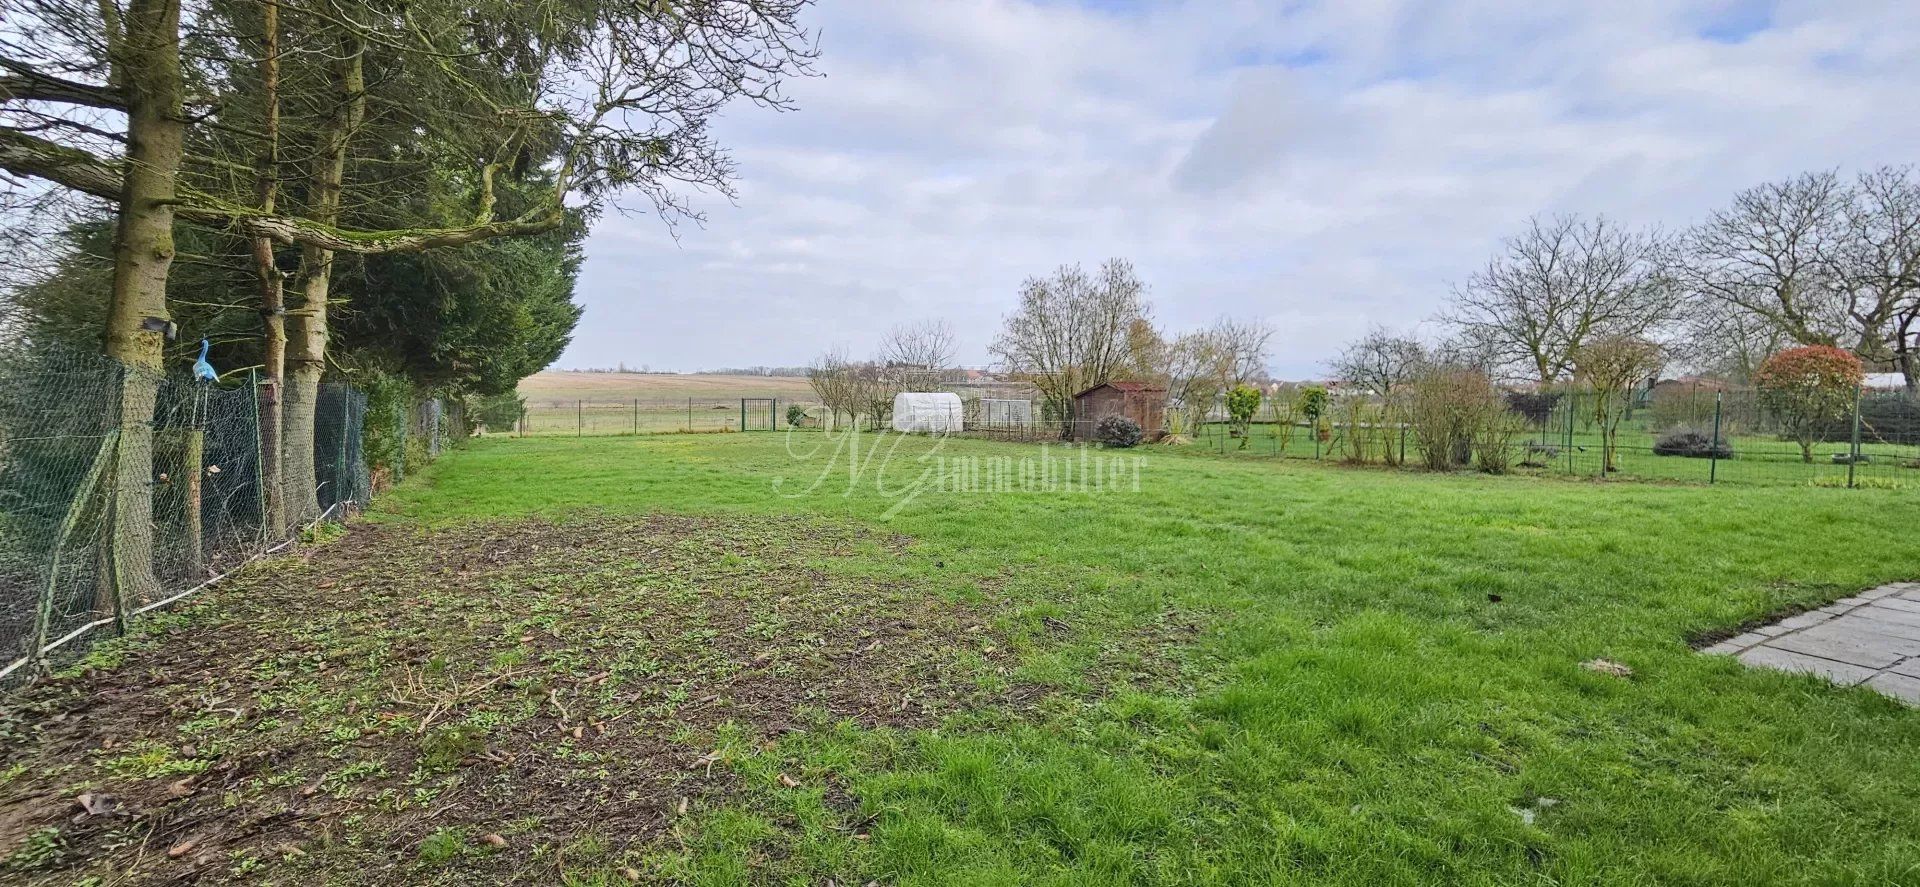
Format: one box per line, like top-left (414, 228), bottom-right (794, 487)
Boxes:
top-left (1071, 381), bottom-right (1166, 442)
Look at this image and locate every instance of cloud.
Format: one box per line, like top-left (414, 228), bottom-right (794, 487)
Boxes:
top-left (566, 0), bottom-right (1920, 378)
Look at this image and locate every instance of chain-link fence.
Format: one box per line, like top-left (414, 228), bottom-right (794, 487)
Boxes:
top-left (0, 344), bottom-right (375, 684)
top-left (511, 397), bottom-right (828, 435)
top-left (1190, 384), bottom-right (1920, 488)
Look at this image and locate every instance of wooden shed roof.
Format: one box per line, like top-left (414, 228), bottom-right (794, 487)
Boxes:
top-left (1074, 380), bottom-right (1165, 398)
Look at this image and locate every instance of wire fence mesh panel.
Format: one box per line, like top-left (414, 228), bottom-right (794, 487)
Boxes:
top-left (316, 383), bottom-right (372, 515)
top-left (1179, 384), bottom-right (1920, 488)
top-left (0, 344), bottom-right (380, 684)
top-left (514, 397), bottom-right (816, 436)
top-left (0, 345), bottom-right (126, 684)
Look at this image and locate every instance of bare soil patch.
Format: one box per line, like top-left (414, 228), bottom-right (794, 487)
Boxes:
top-left (0, 513), bottom-right (1027, 884)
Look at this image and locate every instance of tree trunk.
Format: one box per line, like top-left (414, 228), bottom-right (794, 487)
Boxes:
top-left (1896, 313), bottom-right (1918, 397)
top-left (97, 0), bottom-right (186, 614)
top-left (283, 33), bottom-right (363, 523)
top-left (252, 0), bottom-right (287, 537)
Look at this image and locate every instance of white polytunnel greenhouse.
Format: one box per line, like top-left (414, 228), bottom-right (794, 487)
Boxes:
top-left (891, 392), bottom-right (964, 433)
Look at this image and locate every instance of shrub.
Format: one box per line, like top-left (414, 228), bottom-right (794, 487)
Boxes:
top-left (1407, 365), bottom-right (1498, 471)
top-left (1652, 427), bottom-right (1733, 459)
top-left (1473, 408), bottom-right (1524, 474)
top-left (786, 403), bottom-right (807, 427)
top-left (1094, 415), bottom-right (1143, 448)
top-left (1264, 398), bottom-right (1297, 454)
top-left (1225, 384), bottom-right (1262, 449)
top-left (1337, 396), bottom-right (1382, 463)
top-left (1162, 408), bottom-right (1191, 445)
top-left (1755, 346), bottom-right (1863, 463)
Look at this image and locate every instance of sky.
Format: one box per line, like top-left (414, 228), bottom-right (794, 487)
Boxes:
top-left (562, 0), bottom-right (1920, 378)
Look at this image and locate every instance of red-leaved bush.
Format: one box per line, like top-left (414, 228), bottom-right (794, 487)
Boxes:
top-left (1754, 346), bottom-right (1863, 463)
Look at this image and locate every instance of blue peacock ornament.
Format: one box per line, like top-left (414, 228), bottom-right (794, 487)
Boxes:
top-left (192, 338), bottom-right (218, 383)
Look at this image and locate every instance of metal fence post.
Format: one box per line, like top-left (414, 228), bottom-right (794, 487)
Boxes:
top-left (688, 397), bottom-right (693, 432)
top-left (576, 399), bottom-right (582, 437)
top-left (1709, 392), bottom-right (1722, 485)
top-left (632, 398), bottom-right (638, 435)
top-left (337, 388), bottom-right (350, 505)
top-left (1564, 394), bottom-right (1575, 476)
top-left (1848, 385), bottom-right (1863, 489)
top-left (248, 368), bottom-right (265, 529)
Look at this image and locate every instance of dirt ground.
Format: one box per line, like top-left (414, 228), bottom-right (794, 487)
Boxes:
top-left (0, 514), bottom-right (1029, 884)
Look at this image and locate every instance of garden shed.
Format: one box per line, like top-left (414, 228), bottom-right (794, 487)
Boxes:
top-left (1071, 381), bottom-right (1165, 442)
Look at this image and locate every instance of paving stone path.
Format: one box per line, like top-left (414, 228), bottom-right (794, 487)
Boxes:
top-left (1702, 582), bottom-right (1920, 704)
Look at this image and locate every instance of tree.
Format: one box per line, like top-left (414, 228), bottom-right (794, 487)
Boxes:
top-left (2, 0), bottom-right (817, 590)
top-left (1572, 335), bottom-right (1664, 473)
top-left (1122, 317), bottom-right (1169, 385)
top-left (1331, 325), bottom-right (1426, 395)
top-left (806, 347), bottom-right (857, 427)
top-left (990, 259), bottom-right (1151, 437)
top-left (1755, 345), bottom-right (1864, 463)
top-left (1839, 166), bottom-right (1920, 389)
top-left (1446, 214), bottom-right (1676, 384)
top-left (1158, 316), bottom-right (1271, 436)
top-left (1295, 385), bottom-right (1329, 439)
top-left (1163, 329), bottom-right (1222, 435)
top-left (878, 319), bottom-right (956, 392)
top-left (1677, 172), bottom-right (1854, 355)
top-left (1675, 295), bottom-right (1788, 384)
top-left (333, 231), bottom-right (587, 398)
top-left (1206, 316), bottom-right (1275, 389)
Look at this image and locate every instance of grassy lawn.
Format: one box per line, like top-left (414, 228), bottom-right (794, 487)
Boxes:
top-left (5, 432), bottom-right (1920, 884)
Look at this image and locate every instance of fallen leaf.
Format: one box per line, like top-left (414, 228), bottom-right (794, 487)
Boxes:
top-left (571, 725), bottom-right (585, 740)
top-left (620, 867), bottom-right (641, 882)
top-left (677, 796), bottom-right (690, 816)
top-left (166, 778), bottom-right (197, 799)
top-left (75, 792), bottom-right (119, 817)
top-left (1581, 658), bottom-right (1633, 678)
top-left (778, 773), bottom-right (800, 788)
top-left (168, 839), bottom-right (198, 859)
top-left (481, 833), bottom-right (507, 848)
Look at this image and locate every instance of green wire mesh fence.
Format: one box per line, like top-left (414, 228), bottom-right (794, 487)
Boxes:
top-left (0, 344), bottom-right (373, 684)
